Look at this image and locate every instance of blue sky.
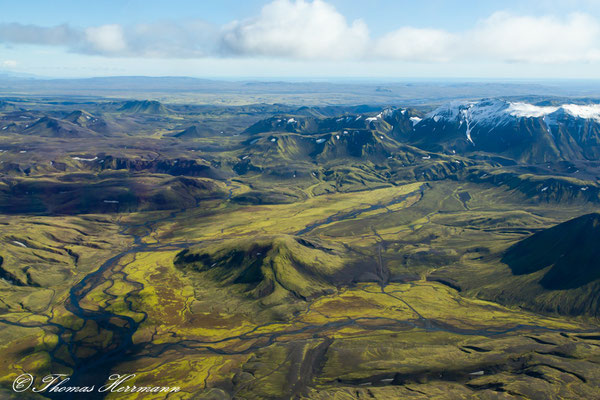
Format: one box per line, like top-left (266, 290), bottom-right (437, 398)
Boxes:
top-left (2, 0), bottom-right (600, 79)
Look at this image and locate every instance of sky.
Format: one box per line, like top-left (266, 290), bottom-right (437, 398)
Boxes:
top-left (1, 0), bottom-right (600, 80)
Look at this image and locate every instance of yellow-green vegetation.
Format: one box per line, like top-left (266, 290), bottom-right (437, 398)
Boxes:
top-left (0, 214), bottom-right (130, 389)
top-left (175, 235), bottom-right (347, 302)
top-left (2, 176), bottom-right (599, 398)
top-left (44, 237), bottom-right (600, 398)
top-left (2, 96), bottom-right (600, 400)
top-left (147, 182), bottom-right (424, 243)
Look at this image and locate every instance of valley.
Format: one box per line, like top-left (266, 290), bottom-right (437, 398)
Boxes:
top-left (1, 94), bottom-right (600, 399)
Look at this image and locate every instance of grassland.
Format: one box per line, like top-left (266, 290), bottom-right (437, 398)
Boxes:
top-left (1, 97), bottom-right (600, 399)
top-left (0, 176), bottom-right (599, 399)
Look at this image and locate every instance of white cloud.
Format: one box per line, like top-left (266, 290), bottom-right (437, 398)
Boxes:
top-left (1, 60), bottom-right (18, 68)
top-left (221, 0), bottom-right (369, 60)
top-left (0, 1), bottom-right (599, 65)
top-left (221, 3), bottom-right (600, 64)
top-left (373, 11), bottom-right (600, 63)
top-left (0, 21), bottom-right (216, 58)
top-left (84, 24), bottom-right (127, 54)
top-left (470, 12), bottom-right (600, 63)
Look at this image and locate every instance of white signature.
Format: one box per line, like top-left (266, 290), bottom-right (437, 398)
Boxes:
top-left (13, 373), bottom-right (181, 394)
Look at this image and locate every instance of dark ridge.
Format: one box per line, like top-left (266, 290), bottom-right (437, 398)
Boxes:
top-left (171, 125), bottom-right (214, 138)
top-left (502, 213), bottom-right (600, 289)
top-left (117, 100), bottom-right (169, 114)
top-left (0, 257), bottom-right (25, 286)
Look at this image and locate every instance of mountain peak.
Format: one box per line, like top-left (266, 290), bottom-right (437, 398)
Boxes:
top-left (407, 99), bottom-right (600, 162)
top-left (429, 99), bottom-right (600, 125)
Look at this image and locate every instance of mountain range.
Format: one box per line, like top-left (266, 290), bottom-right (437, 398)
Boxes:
top-left (409, 99), bottom-right (600, 163)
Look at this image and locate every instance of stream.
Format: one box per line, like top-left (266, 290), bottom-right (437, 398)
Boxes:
top-left (5, 182), bottom-right (599, 398)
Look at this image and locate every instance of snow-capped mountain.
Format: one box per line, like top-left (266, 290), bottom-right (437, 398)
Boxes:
top-left (405, 99), bottom-right (600, 163)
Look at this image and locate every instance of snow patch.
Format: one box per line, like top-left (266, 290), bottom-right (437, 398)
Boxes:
top-left (429, 99), bottom-right (600, 128)
top-left (410, 116), bottom-right (422, 126)
top-left (71, 156), bottom-right (98, 162)
top-left (507, 103), bottom-right (558, 118)
top-left (542, 115), bottom-right (554, 137)
top-left (562, 104), bottom-right (600, 121)
top-left (456, 106), bottom-right (476, 145)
